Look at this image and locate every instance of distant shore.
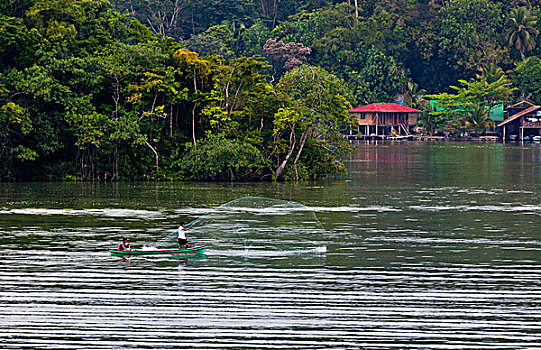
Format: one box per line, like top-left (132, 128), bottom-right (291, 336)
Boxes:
top-left (345, 134), bottom-right (501, 142)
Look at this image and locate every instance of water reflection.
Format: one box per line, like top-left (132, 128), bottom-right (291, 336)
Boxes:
top-left (346, 141), bottom-right (541, 187)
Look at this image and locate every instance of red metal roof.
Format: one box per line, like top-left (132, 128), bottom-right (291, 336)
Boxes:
top-left (348, 103), bottom-right (423, 113)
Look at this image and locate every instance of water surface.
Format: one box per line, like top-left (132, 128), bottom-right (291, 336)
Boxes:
top-left (1, 142), bottom-right (540, 349)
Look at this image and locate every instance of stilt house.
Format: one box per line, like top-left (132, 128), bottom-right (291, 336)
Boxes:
top-left (348, 103), bottom-right (422, 137)
top-left (498, 101), bottom-right (541, 141)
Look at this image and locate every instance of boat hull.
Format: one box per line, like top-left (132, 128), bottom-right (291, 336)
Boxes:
top-left (109, 245), bottom-right (208, 256)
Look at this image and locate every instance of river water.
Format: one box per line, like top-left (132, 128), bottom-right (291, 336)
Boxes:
top-left (1, 141), bottom-right (540, 349)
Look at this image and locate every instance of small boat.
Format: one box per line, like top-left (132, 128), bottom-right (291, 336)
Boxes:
top-left (387, 134), bottom-right (413, 140)
top-left (109, 244), bottom-right (209, 256)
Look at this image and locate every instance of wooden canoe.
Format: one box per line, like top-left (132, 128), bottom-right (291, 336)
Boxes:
top-left (109, 244), bottom-right (209, 256)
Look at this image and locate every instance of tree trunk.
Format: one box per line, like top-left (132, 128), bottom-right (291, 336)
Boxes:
top-left (192, 102), bottom-right (197, 147)
top-left (292, 128), bottom-right (310, 181)
top-left (192, 71), bottom-right (198, 147)
top-left (274, 127), bottom-right (296, 179)
top-left (144, 139), bottom-right (159, 172)
top-left (169, 104), bottom-right (173, 137)
top-left (259, 0), bottom-right (267, 17)
top-left (292, 127), bottom-right (310, 165)
top-left (94, 147), bottom-right (98, 180)
top-left (272, 0), bottom-right (279, 28)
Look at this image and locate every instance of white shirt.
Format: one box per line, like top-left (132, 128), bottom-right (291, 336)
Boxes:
top-left (178, 226), bottom-right (186, 239)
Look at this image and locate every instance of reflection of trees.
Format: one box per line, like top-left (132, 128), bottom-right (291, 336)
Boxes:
top-left (502, 145), bottom-right (541, 185)
top-left (345, 142), bottom-right (533, 187)
top-left (424, 143), bottom-right (505, 186)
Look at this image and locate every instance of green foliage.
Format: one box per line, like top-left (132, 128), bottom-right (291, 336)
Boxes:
top-left (235, 21), bottom-right (271, 57)
top-left (505, 7), bottom-right (538, 60)
top-left (426, 75), bottom-right (515, 135)
top-left (271, 4), bottom-right (408, 103)
top-left (0, 98), bottom-right (35, 178)
top-left (465, 103), bottom-right (492, 135)
top-left (476, 63), bottom-right (506, 85)
top-left (402, 81), bottom-right (426, 109)
top-left (512, 56), bottom-right (541, 103)
top-left (417, 103), bottom-right (447, 135)
top-left (345, 45), bottom-right (408, 104)
top-left (204, 55), bottom-right (272, 139)
top-left (437, 0), bottom-right (504, 75)
top-left (181, 132), bottom-right (268, 181)
top-left (184, 25), bottom-right (236, 59)
top-left (273, 65), bottom-right (354, 180)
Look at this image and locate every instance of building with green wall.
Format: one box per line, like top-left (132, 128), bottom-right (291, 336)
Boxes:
top-left (428, 100), bottom-right (504, 122)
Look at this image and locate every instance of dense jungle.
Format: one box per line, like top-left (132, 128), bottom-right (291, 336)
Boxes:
top-left (1, 0), bottom-right (540, 181)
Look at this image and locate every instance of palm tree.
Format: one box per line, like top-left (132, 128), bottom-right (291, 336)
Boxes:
top-left (418, 103), bottom-right (439, 135)
top-left (475, 63), bottom-right (506, 85)
top-left (403, 81), bottom-right (426, 109)
top-left (505, 7), bottom-right (539, 60)
top-left (466, 104), bottom-right (491, 135)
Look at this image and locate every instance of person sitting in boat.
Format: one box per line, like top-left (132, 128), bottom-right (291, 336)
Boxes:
top-left (178, 223), bottom-right (188, 250)
top-left (118, 237), bottom-right (131, 251)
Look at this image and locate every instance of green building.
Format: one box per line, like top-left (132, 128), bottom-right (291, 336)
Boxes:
top-left (428, 100), bottom-right (504, 123)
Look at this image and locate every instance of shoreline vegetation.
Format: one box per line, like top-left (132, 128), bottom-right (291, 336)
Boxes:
top-left (1, 0), bottom-right (540, 182)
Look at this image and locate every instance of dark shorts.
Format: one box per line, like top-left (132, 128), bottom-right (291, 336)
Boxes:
top-left (178, 238), bottom-right (188, 246)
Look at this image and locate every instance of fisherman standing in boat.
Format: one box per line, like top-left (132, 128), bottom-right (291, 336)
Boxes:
top-left (178, 223), bottom-right (188, 249)
top-left (118, 237), bottom-right (131, 251)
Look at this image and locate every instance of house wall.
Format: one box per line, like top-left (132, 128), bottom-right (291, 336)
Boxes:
top-left (523, 115), bottom-right (541, 129)
top-left (501, 114), bottom-right (541, 140)
top-left (353, 112), bottom-right (414, 126)
top-left (355, 112), bottom-right (375, 125)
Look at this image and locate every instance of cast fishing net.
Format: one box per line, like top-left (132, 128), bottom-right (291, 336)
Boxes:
top-left (155, 196), bottom-right (326, 253)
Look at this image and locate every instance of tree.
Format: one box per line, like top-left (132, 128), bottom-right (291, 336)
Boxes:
top-left (173, 48), bottom-right (212, 147)
top-left (505, 7), bottom-right (538, 59)
top-left (465, 103), bottom-right (491, 135)
top-left (426, 76), bottom-right (515, 135)
top-left (235, 21), bottom-right (271, 57)
top-left (110, 0), bottom-right (192, 39)
top-left (263, 38), bottom-right (311, 79)
top-left (273, 65), bottom-right (353, 180)
top-left (402, 81), bottom-right (426, 109)
top-left (437, 0), bottom-right (505, 76)
top-left (184, 25), bottom-right (236, 59)
top-left (345, 45), bottom-right (408, 104)
top-left (203, 56), bottom-right (272, 139)
top-left (512, 56), bottom-right (541, 103)
top-left (257, 0), bottom-right (280, 28)
top-left (476, 63), bottom-right (506, 85)
top-left (181, 132), bottom-right (268, 181)
top-left (0, 100), bottom-right (35, 179)
top-left (417, 102), bottom-right (446, 135)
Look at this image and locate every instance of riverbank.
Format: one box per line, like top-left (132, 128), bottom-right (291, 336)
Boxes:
top-left (413, 135), bottom-right (500, 142)
top-left (345, 134), bottom-right (501, 142)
